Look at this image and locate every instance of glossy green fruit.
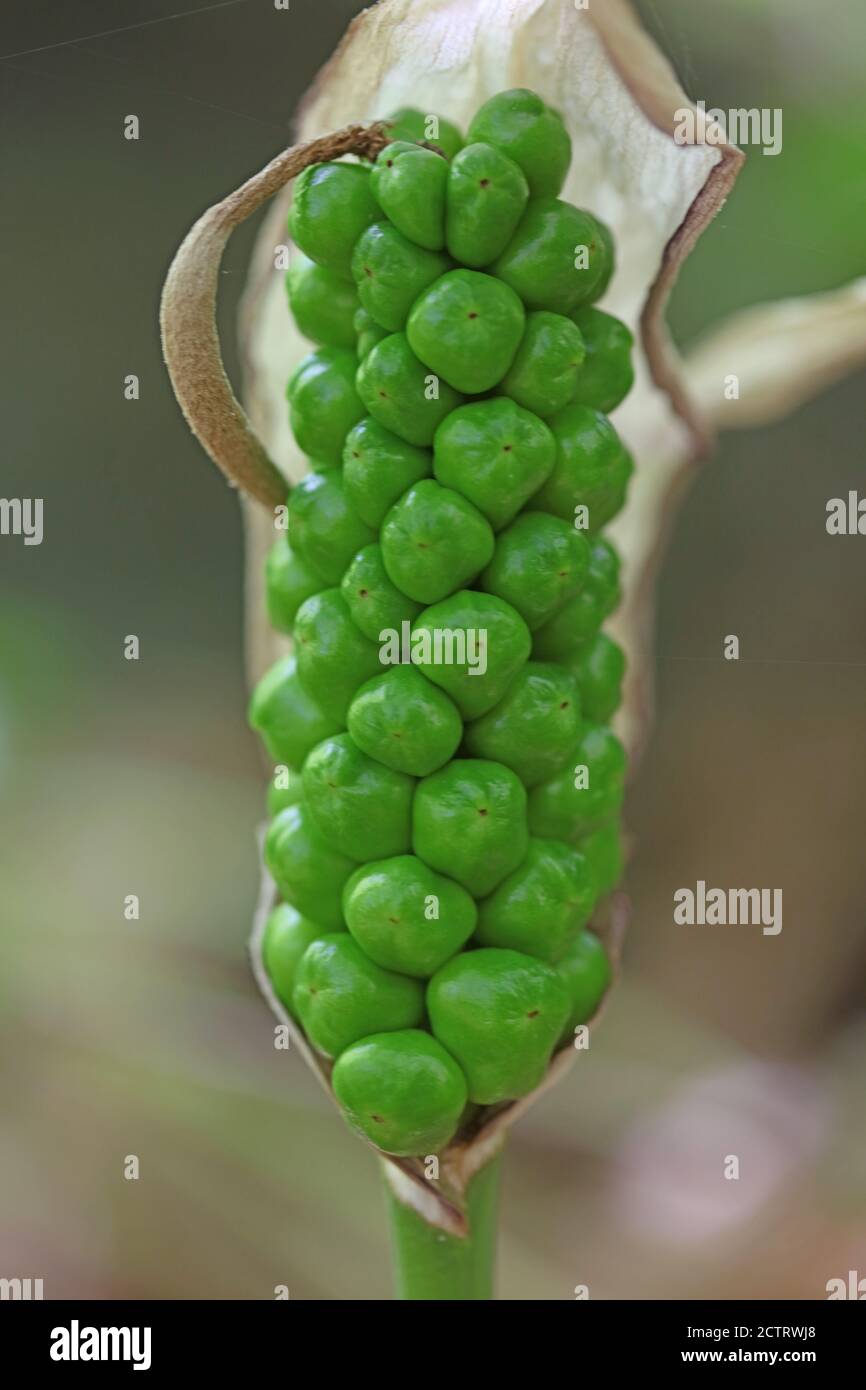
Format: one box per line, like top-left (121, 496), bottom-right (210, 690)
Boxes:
top-left (289, 162), bottom-right (378, 279)
top-left (354, 306), bottom-right (389, 361)
top-left (588, 216), bottom-right (615, 301)
top-left (481, 510), bottom-right (590, 630)
top-left (467, 89), bottom-right (571, 198)
top-left (570, 632), bottom-right (625, 723)
top-left (407, 270), bottom-right (525, 394)
top-left (532, 537), bottom-right (621, 659)
top-left (293, 590), bottom-right (382, 721)
top-left (262, 902), bottom-right (335, 1018)
top-left (343, 417), bottom-right (431, 528)
top-left (286, 348), bottom-right (365, 465)
top-left (352, 222), bottom-right (451, 332)
top-left (578, 819), bottom-right (624, 898)
top-left (332, 1030), bottom-right (467, 1155)
top-left (385, 107), bottom-right (464, 160)
top-left (288, 471), bottom-right (375, 584)
top-left (528, 724), bottom-right (626, 839)
top-left (475, 838), bottom-right (596, 962)
top-left (432, 396), bottom-right (555, 530)
top-left (264, 540), bottom-right (322, 634)
top-left (267, 767), bottom-right (303, 816)
top-left (413, 758), bottom-right (528, 897)
top-left (293, 934), bottom-right (424, 1058)
top-left (248, 654), bottom-right (341, 766)
top-left (570, 306), bottom-right (634, 413)
top-left (381, 480), bottom-right (495, 604)
top-left (500, 311), bottom-right (585, 417)
top-left (463, 661), bottom-right (582, 787)
top-left (265, 805), bottom-right (354, 930)
top-left (356, 333), bottom-right (463, 446)
top-left (445, 141), bottom-right (529, 267)
top-left (348, 666), bottom-right (462, 776)
top-left (285, 253), bottom-right (359, 347)
top-left (343, 855), bottom-right (476, 977)
top-left (493, 200), bottom-right (607, 314)
top-left (556, 930), bottom-right (612, 1042)
top-left (411, 590), bottom-right (531, 719)
top-left (534, 404), bottom-right (633, 531)
top-left (427, 947), bottom-right (569, 1103)
top-left (341, 545), bottom-right (421, 643)
top-left (303, 733), bottom-right (414, 861)
top-left (371, 141), bottom-right (448, 250)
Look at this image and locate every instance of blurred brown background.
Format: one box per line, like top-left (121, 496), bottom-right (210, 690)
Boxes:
top-left (1, 0), bottom-right (864, 1299)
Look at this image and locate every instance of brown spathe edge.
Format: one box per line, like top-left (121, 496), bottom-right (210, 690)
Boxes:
top-left (159, 123), bottom-right (389, 510)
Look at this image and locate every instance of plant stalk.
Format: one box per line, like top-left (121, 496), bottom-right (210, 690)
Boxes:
top-left (382, 1150), bottom-right (503, 1300)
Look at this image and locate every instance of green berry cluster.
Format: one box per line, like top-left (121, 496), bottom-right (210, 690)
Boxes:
top-left (250, 91), bottom-right (632, 1159)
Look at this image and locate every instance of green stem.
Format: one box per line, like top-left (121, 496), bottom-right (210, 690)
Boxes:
top-left (382, 1150), bottom-right (503, 1300)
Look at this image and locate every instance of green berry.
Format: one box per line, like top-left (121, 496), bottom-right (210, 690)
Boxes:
top-left (385, 108), bottom-right (464, 161)
top-left (445, 141), bottom-right (529, 267)
top-left (343, 417), bottom-right (432, 528)
top-left (267, 767), bottom-right (303, 816)
top-left (534, 404), bottom-right (633, 530)
top-left (493, 200), bottom-right (607, 314)
top-left (286, 348), bottom-right (365, 465)
top-left (289, 162), bottom-right (378, 279)
top-left (500, 310), bottom-right (585, 417)
top-left (480, 511), bottom-right (590, 630)
top-left (249, 654), bottom-right (341, 767)
top-left (556, 930), bottom-right (612, 1042)
top-left (528, 724), bottom-right (626, 840)
top-left (570, 307), bottom-right (634, 413)
top-left (341, 545), bottom-right (421, 643)
top-left (381, 480), bottom-right (495, 605)
top-left (265, 805), bottom-right (354, 931)
top-left (343, 855), bottom-right (476, 977)
top-left (569, 632), bottom-right (625, 723)
top-left (532, 538), bottom-right (621, 660)
top-left (588, 217), bottom-right (615, 301)
top-left (463, 661), bottom-right (582, 787)
top-left (293, 935), bottom-right (424, 1059)
top-left (285, 253), bottom-right (359, 347)
top-left (332, 1030), bottom-right (467, 1155)
top-left (352, 222), bottom-right (451, 332)
top-left (356, 333), bottom-right (464, 446)
top-left (371, 142), bottom-right (448, 251)
top-left (303, 733), bottom-right (414, 861)
top-left (411, 590), bottom-right (531, 719)
top-left (293, 590), bottom-right (382, 722)
top-left (354, 306), bottom-right (389, 361)
top-left (467, 89), bottom-right (571, 198)
top-left (262, 902), bottom-right (335, 1019)
top-left (264, 540), bottom-right (322, 634)
top-left (578, 819), bottom-right (624, 898)
top-left (348, 666), bottom-right (462, 776)
top-left (413, 758), bottom-right (528, 897)
top-left (288, 471), bottom-right (375, 584)
top-left (407, 269), bottom-right (525, 394)
top-left (432, 396), bottom-right (555, 530)
top-left (427, 947), bottom-right (569, 1103)
top-left (475, 838), bottom-right (596, 962)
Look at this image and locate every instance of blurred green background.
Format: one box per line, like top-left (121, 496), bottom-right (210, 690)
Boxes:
top-left (1, 0), bottom-right (864, 1299)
